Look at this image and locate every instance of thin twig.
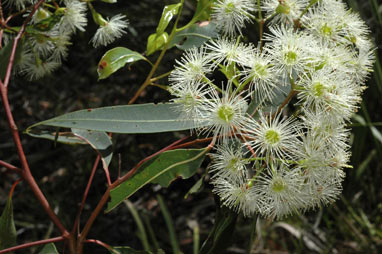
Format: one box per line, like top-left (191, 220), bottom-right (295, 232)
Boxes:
top-left (0, 159), bottom-right (22, 174)
top-left (84, 239), bottom-right (112, 251)
top-left (0, 236), bottom-right (65, 254)
top-left (77, 136), bottom-right (190, 252)
top-left (71, 155), bottom-right (101, 236)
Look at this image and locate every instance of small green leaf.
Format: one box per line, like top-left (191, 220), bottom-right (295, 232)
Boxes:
top-left (39, 243), bottom-right (59, 254)
top-left (193, 0), bottom-right (214, 21)
top-left (72, 129), bottom-right (113, 169)
top-left (0, 195), bottom-right (16, 250)
top-left (97, 47), bottom-right (147, 80)
top-left (106, 148), bottom-right (207, 212)
top-left (169, 22), bottom-right (218, 50)
top-left (199, 205), bottom-right (238, 254)
top-left (184, 175), bottom-right (205, 199)
top-left (26, 103), bottom-right (209, 134)
top-left (157, 3), bottom-right (182, 35)
top-left (109, 246), bottom-right (152, 254)
top-left (101, 0), bottom-right (117, 3)
top-left (146, 32), bottom-right (169, 56)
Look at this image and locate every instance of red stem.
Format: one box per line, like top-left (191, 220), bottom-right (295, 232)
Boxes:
top-left (0, 159), bottom-right (22, 174)
top-left (84, 239), bottom-right (112, 250)
top-left (0, 236), bottom-right (65, 254)
top-left (76, 136), bottom-right (191, 253)
top-left (71, 155), bottom-right (101, 236)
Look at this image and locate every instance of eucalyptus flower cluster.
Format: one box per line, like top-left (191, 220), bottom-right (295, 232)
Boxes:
top-left (169, 0), bottom-right (374, 219)
top-left (1, 0), bottom-right (128, 80)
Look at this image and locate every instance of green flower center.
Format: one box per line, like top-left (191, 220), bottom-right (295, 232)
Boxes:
top-left (284, 50), bottom-right (297, 65)
top-left (272, 178), bottom-right (286, 193)
top-left (312, 82), bottom-right (326, 97)
top-left (320, 23), bottom-right (332, 36)
top-left (253, 63), bottom-right (268, 78)
top-left (225, 2), bottom-right (235, 13)
top-left (217, 104), bottom-right (235, 123)
top-left (227, 157), bottom-right (240, 171)
top-left (265, 129), bottom-right (280, 145)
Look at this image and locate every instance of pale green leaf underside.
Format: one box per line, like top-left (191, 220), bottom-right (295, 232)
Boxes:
top-left (27, 103), bottom-right (209, 134)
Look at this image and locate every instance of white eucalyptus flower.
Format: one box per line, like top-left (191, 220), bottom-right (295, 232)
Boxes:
top-left (239, 48), bottom-right (279, 102)
top-left (262, 0), bottom-right (309, 25)
top-left (199, 85), bottom-right (249, 143)
top-left (205, 37), bottom-right (254, 67)
top-left (264, 26), bottom-right (315, 83)
top-left (60, 0), bottom-right (88, 33)
top-left (91, 14), bottom-right (128, 47)
top-left (246, 111), bottom-right (302, 162)
top-left (169, 46), bottom-right (212, 88)
top-left (250, 164), bottom-right (306, 219)
top-left (211, 0), bottom-right (256, 37)
top-left (209, 142), bottom-right (249, 181)
top-left (212, 175), bottom-right (257, 217)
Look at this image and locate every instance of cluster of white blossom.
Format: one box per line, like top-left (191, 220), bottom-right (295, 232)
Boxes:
top-left (169, 0), bottom-right (375, 219)
top-left (2, 0), bottom-right (128, 80)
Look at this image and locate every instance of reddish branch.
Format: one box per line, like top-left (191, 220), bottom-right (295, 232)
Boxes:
top-left (0, 0), bottom-right (76, 253)
top-left (71, 155), bottom-right (101, 236)
top-left (76, 136), bottom-right (191, 253)
top-left (0, 236), bottom-right (65, 254)
top-left (0, 159), bottom-right (22, 174)
top-left (84, 239), bottom-right (112, 251)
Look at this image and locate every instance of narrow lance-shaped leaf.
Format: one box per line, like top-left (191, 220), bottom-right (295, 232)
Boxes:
top-left (72, 129), bottom-right (113, 169)
top-left (26, 103), bottom-right (210, 134)
top-left (0, 183), bottom-right (17, 250)
top-left (199, 205), bottom-right (238, 254)
top-left (156, 3), bottom-right (182, 35)
top-left (106, 148), bottom-right (207, 212)
top-left (97, 47), bottom-right (148, 80)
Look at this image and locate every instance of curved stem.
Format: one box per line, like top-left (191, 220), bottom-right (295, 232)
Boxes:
top-left (77, 136), bottom-right (190, 253)
top-left (0, 236), bottom-right (65, 254)
top-left (84, 239), bottom-right (112, 251)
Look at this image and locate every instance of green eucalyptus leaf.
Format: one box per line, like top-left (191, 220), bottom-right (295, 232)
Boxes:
top-left (0, 195), bottom-right (16, 250)
top-left (146, 32), bottom-right (169, 56)
top-left (72, 129), bottom-right (113, 169)
top-left (97, 47), bottom-right (147, 80)
top-left (109, 246), bottom-right (152, 254)
top-left (26, 103), bottom-right (208, 134)
top-left (184, 175), bottom-right (204, 199)
top-left (106, 148), bottom-right (207, 212)
top-left (169, 22), bottom-right (218, 50)
top-left (101, 0), bottom-right (117, 3)
top-left (39, 243), bottom-right (59, 254)
top-left (157, 3), bottom-right (182, 35)
top-left (193, 0), bottom-right (214, 21)
top-left (199, 205), bottom-right (238, 254)
top-left (25, 130), bottom-right (87, 145)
